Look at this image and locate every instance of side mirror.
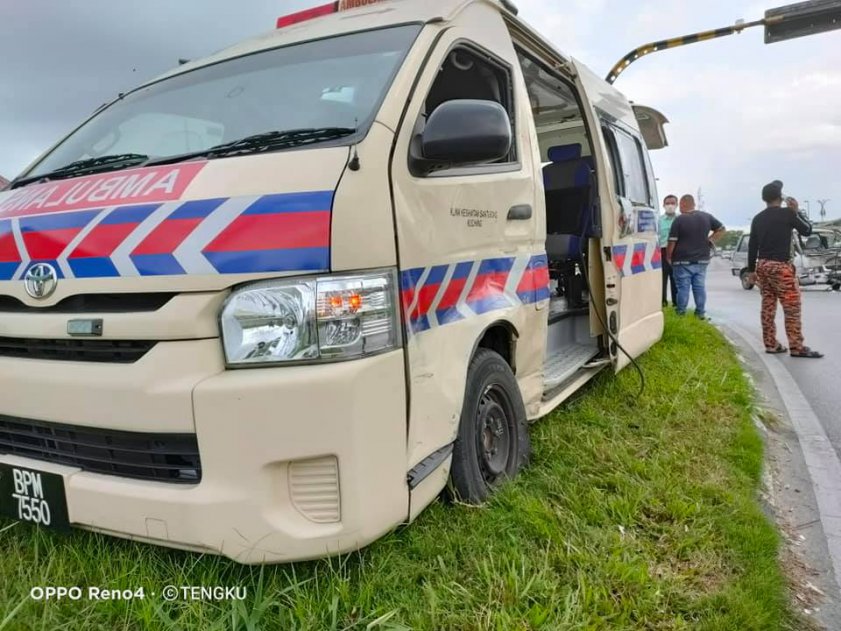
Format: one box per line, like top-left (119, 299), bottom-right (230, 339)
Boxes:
top-left (411, 99), bottom-right (512, 175)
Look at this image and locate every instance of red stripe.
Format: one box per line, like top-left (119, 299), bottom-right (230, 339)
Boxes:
top-left (401, 288), bottom-right (416, 318)
top-left (69, 223), bottom-right (137, 258)
top-left (437, 277), bottom-right (467, 311)
top-left (204, 211), bottom-right (330, 253)
top-left (467, 272), bottom-right (509, 302)
top-left (651, 247), bottom-right (662, 263)
top-left (132, 218), bottom-right (203, 256)
top-left (0, 233), bottom-right (20, 263)
top-left (632, 248), bottom-right (645, 268)
top-left (411, 283), bottom-right (442, 321)
top-left (516, 267), bottom-right (549, 294)
top-left (23, 228), bottom-right (81, 260)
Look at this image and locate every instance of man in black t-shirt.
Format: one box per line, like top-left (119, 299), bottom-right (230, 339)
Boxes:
top-left (747, 180), bottom-right (822, 358)
top-left (665, 194), bottom-right (725, 319)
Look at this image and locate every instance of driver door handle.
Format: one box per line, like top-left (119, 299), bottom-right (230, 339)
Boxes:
top-left (507, 204), bottom-right (532, 221)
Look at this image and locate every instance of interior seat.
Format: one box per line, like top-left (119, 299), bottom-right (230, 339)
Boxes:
top-left (543, 143), bottom-right (595, 261)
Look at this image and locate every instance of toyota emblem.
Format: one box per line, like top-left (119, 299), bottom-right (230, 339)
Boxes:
top-left (24, 263), bottom-right (59, 299)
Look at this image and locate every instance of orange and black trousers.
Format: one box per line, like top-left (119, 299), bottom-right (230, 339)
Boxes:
top-left (756, 259), bottom-right (803, 352)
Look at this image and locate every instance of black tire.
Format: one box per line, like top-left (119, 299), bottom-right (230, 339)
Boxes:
top-left (449, 348), bottom-right (530, 504)
top-left (740, 269), bottom-right (755, 291)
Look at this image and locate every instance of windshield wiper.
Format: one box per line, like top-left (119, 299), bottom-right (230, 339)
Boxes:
top-left (11, 153), bottom-right (149, 189)
top-left (146, 127), bottom-right (358, 166)
top-left (11, 128), bottom-right (357, 189)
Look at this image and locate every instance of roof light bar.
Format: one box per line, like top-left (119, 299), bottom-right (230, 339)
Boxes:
top-left (277, 3), bottom-right (338, 29)
top-left (276, 0), bottom-right (387, 29)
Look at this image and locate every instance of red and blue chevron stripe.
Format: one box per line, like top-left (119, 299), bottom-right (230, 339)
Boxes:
top-left (203, 192), bottom-right (332, 274)
top-left (0, 190), bottom-right (333, 281)
top-left (401, 253), bottom-right (550, 334)
top-left (0, 219), bottom-right (20, 281)
top-left (612, 242), bottom-right (661, 277)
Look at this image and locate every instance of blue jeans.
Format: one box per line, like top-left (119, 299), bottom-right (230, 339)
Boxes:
top-left (673, 262), bottom-right (709, 316)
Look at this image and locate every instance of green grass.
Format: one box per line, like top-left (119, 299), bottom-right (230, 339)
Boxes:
top-left (0, 313), bottom-right (798, 630)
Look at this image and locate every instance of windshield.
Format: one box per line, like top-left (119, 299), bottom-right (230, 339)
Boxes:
top-left (26, 25), bottom-right (421, 179)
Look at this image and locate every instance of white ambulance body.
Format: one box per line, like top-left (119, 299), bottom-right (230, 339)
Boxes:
top-left (0, 0), bottom-right (665, 563)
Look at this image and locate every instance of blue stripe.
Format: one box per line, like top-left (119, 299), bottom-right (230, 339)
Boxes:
top-left (204, 247), bottom-right (329, 274)
top-left (168, 198), bottom-right (227, 220)
top-left (477, 257), bottom-right (515, 275)
top-left (470, 295), bottom-right (512, 315)
top-left (412, 315), bottom-right (431, 333)
top-left (424, 265), bottom-right (448, 286)
top-left (20, 210), bottom-right (101, 232)
top-left (68, 257), bottom-right (118, 278)
top-left (23, 261), bottom-right (65, 279)
top-left (0, 262), bottom-right (19, 280)
top-left (452, 261), bottom-right (473, 279)
top-left (131, 254), bottom-right (186, 276)
top-left (101, 204), bottom-right (160, 225)
top-left (0, 219), bottom-right (13, 236)
top-left (533, 287), bottom-right (552, 302)
top-left (436, 307), bottom-right (464, 325)
top-left (243, 191), bottom-right (333, 215)
top-left (527, 253), bottom-right (548, 269)
top-left (400, 268), bottom-right (425, 293)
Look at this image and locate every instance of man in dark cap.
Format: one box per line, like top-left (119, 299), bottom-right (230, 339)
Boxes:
top-left (747, 180), bottom-right (823, 358)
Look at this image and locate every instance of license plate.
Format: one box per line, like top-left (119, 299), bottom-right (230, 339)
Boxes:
top-left (0, 463), bottom-right (70, 530)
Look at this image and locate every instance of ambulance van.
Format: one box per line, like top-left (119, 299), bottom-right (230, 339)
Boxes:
top-left (0, 0), bottom-right (666, 563)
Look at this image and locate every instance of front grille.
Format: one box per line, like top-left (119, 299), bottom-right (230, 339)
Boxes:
top-left (0, 293), bottom-right (176, 313)
top-left (0, 416), bottom-right (201, 484)
top-left (0, 337), bottom-right (155, 363)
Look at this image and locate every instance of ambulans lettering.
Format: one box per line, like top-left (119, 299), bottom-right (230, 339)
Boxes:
top-left (339, 0), bottom-right (386, 10)
top-left (0, 163), bottom-right (206, 219)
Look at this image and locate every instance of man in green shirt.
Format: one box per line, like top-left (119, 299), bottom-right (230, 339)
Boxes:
top-left (659, 194), bottom-right (678, 306)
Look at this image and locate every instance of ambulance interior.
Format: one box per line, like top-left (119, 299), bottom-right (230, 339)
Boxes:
top-left (519, 53), bottom-right (603, 393)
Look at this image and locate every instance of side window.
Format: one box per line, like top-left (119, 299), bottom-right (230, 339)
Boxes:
top-left (420, 45), bottom-right (516, 166)
top-left (738, 236), bottom-right (750, 253)
top-left (611, 127), bottom-right (650, 206)
top-left (600, 126), bottom-right (624, 197)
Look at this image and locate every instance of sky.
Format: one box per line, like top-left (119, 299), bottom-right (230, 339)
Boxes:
top-left (0, 0), bottom-right (839, 228)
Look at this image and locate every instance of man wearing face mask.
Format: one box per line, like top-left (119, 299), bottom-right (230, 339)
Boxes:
top-left (660, 194), bottom-right (679, 307)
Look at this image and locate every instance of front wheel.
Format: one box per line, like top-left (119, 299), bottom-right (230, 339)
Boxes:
top-left (740, 269), bottom-right (755, 291)
top-left (449, 349), bottom-right (530, 504)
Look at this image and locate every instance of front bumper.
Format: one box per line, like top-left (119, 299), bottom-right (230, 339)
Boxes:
top-left (0, 347), bottom-right (409, 563)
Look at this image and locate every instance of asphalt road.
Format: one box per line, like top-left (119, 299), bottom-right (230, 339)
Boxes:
top-left (704, 258), bottom-right (841, 454)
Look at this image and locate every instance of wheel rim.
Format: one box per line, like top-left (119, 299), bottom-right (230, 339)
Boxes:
top-left (476, 384), bottom-right (514, 483)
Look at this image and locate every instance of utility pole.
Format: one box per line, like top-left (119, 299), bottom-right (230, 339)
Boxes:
top-left (817, 199), bottom-right (830, 222)
top-left (804, 199), bottom-right (811, 218)
top-left (697, 187), bottom-right (705, 210)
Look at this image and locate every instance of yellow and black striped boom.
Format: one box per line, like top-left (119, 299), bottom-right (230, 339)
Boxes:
top-left (606, 1), bottom-right (841, 84)
top-left (605, 18), bottom-right (773, 84)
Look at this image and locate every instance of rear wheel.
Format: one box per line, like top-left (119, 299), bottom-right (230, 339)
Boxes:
top-left (740, 269), bottom-right (755, 290)
top-left (449, 348), bottom-right (529, 504)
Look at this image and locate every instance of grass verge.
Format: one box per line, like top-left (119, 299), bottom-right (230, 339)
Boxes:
top-left (0, 313), bottom-right (798, 630)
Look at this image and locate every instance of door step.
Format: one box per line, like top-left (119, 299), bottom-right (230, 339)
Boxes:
top-left (543, 343), bottom-right (600, 392)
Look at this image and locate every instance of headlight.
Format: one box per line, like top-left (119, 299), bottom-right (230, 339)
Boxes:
top-left (220, 269), bottom-right (400, 366)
